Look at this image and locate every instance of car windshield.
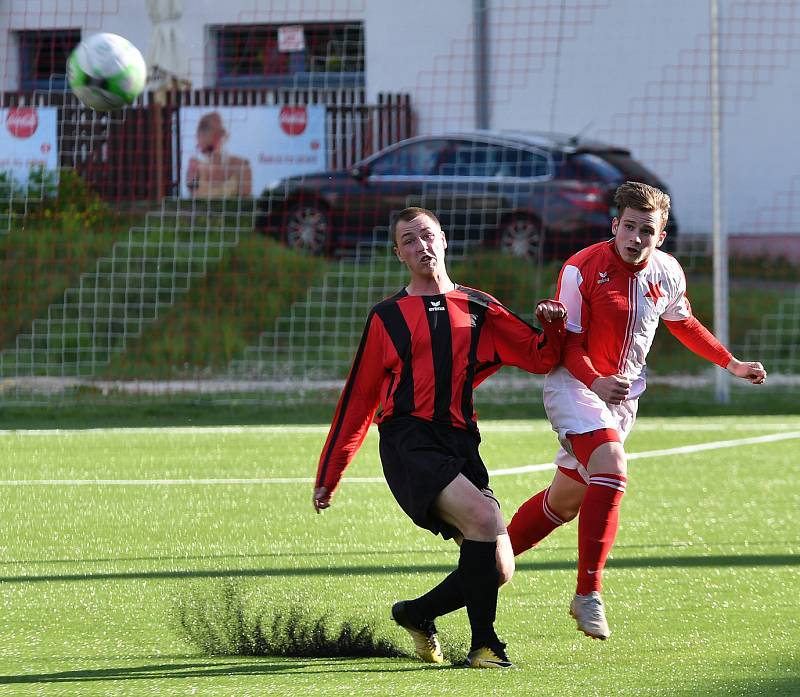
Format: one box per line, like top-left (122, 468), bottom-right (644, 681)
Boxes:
top-left (369, 140), bottom-right (448, 176)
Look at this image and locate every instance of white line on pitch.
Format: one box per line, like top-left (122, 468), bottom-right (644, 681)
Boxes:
top-left (2, 420), bottom-right (798, 437)
top-left (489, 430), bottom-right (800, 475)
top-left (0, 425), bottom-right (333, 436)
top-left (1, 431), bottom-right (798, 486)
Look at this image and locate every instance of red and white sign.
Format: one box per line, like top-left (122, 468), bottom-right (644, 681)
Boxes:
top-left (278, 25), bottom-right (305, 52)
top-left (0, 107), bottom-right (58, 186)
top-left (6, 107), bottom-right (39, 138)
top-left (279, 106), bottom-right (308, 136)
top-left (180, 105), bottom-right (326, 198)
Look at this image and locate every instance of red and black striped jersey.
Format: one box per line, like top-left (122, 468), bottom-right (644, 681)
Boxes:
top-left (315, 284), bottom-right (566, 494)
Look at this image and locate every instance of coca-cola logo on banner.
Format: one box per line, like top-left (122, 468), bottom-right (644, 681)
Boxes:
top-left (279, 106), bottom-right (308, 136)
top-left (6, 107), bottom-right (39, 138)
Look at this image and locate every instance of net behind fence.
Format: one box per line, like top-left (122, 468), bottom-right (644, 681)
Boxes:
top-left (1, 1), bottom-right (797, 410)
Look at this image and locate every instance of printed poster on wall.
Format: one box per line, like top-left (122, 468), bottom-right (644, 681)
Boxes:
top-left (180, 105), bottom-right (326, 198)
top-left (0, 107), bottom-right (59, 188)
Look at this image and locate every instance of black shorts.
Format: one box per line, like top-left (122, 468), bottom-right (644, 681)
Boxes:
top-left (378, 416), bottom-right (497, 539)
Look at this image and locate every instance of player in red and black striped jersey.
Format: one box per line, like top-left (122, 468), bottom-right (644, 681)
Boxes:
top-left (314, 207), bottom-right (566, 668)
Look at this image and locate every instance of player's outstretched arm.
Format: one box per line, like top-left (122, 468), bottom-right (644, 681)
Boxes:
top-left (485, 298), bottom-right (566, 374)
top-left (313, 312), bottom-right (385, 513)
top-left (726, 358), bottom-right (767, 385)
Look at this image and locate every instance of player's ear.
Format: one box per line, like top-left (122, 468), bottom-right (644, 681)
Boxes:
top-left (611, 217), bottom-right (619, 234)
top-left (656, 229), bottom-right (667, 247)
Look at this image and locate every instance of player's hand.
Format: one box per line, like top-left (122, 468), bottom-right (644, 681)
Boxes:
top-left (727, 358), bottom-right (767, 385)
top-left (591, 374), bottom-right (631, 404)
top-left (535, 299), bottom-right (567, 323)
top-left (313, 486), bottom-right (331, 513)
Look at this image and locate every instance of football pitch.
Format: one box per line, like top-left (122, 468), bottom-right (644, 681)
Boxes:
top-left (1, 416), bottom-right (798, 696)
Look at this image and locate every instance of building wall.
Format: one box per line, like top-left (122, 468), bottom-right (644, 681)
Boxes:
top-left (2, 0), bottom-right (799, 237)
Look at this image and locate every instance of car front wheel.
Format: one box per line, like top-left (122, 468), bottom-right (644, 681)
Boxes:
top-left (284, 203), bottom-right (330, 255)
top-left (498, 214), bottom-right (543, 260)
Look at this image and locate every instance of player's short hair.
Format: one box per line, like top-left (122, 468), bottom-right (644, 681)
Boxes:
top-left (390, 207), bottom-right (441, 245)
top-left (614, 181), bottom-right (671, 229)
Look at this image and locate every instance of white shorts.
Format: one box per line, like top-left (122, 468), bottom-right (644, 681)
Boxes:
top-left (543, 366), bottom-right (638, 483)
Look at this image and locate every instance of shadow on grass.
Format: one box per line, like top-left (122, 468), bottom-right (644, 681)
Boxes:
top-left (0, 657), bottom-right (438, 684)
top-left (694, 675), bottom-right (800, 697)
top-left (0, 548), bottom-right (455, 567)
top-left (2, 539), bottom-right (796, 568)
top-left (1, 553), bottom-right (798, 584)
top-left (3, 539), bottom-right (795, 568)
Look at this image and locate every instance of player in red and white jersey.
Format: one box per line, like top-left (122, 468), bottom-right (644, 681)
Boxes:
top-left (507, 182), bottom-right (767, 640)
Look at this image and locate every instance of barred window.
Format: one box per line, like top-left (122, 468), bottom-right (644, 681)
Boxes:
top-left (17, 29), bottom-right (81, 91)
top-left (214, 22), bottom-right (365, 88)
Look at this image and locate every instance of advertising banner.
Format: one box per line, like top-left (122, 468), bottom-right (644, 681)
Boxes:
top-left (0, 107), bottom-right (59, 188)
top-left (180, 105), bottom-right (326, 198)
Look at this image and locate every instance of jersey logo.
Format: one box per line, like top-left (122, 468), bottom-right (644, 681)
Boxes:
top-left (645, 280), bottom-right (665, 304)
top-left (428, 300), bottom-right (446, 312)
top-left (597, 271), bottom-right (609, 285)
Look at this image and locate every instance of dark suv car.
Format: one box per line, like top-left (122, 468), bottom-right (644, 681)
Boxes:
top-left (256, 130), bottom-right (677, 259)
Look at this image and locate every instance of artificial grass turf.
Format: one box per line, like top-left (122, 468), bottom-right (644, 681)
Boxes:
top-left (0, 416), bottom-right (798, 695)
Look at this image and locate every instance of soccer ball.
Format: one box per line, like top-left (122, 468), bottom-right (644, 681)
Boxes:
top-left (67, 33), bottom-right (146, 111)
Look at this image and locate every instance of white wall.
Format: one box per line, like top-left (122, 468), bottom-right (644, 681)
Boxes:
top-left (365, 0), bottom-right (475, 133)
top-left (1, 0), bottom-right (364, 90)
top-left (2, 0), bottom-right (799, 238)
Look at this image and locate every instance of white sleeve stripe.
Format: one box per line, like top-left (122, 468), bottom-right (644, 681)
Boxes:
top-left (617, 277), bottom-right (636, 373)
top-left (559, 264), bottom-right (585, 333)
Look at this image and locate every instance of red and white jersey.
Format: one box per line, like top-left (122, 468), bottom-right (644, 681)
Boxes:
top-left (549, 240), bottom-right (692, 400)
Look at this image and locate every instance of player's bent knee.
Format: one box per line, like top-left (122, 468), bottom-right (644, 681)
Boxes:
top-left (471, 509), bottom-right (499, 540)
top-left (451, 502), bottom-right (497, 541)
top-left (547, 471), bottom-right (586, 521)
top-left (553, 502), bottom-right (580, 522)
top-left (588, 442), bottom-right (627, 476)
top-left (546, 492), bottom-right (582, 521)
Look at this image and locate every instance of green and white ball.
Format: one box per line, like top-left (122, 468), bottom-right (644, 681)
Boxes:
top-left (67, 33), bottom-right (146, 110)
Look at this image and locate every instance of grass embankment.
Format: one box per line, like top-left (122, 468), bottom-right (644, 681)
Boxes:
top-left (0, 173), bottom-right (144, 347)
top-left (1, 180), bottom-right (795, 383)
top-left (97, 236), bottom-right (331, 379)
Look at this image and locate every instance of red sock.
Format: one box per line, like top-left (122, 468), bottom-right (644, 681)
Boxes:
top-left (508, 487), bottom-right (566, 556)
top-left (576, 473), bottom-right (627, 595)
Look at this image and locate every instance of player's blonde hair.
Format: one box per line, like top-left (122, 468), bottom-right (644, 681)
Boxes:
top-left (614, 181), bottom-right (671, 229)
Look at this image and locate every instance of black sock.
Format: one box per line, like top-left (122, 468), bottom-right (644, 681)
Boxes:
top-left (458, 539), bottom-right (500, 650)
top-left (408, 570), bottom-right (464, 622)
